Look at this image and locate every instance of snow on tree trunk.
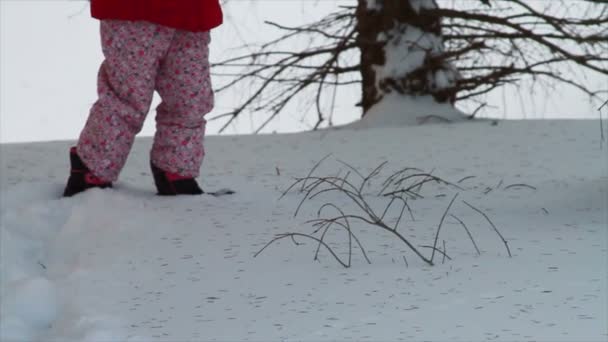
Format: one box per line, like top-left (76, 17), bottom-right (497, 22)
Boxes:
top-left (356, 0), bottom-right (461, 123)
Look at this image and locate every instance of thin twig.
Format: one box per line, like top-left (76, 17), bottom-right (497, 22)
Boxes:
top-left (450, 214), bottom-right (481, 256)
top-left (301, 154), bottom-right (332, 192)
top-left (503, 183), bottom-right (537, 191)
top-left (457, 176), bottom-right (477, 184)
top-left (336, 159), bottom-right (365, 180)
top-left (420, 245), bottom-right (452, 261)
top-left (379, 167), bottom-right (424, 195)
top-left (393, 197), bottom-right (410, 230)
top-left (290, 235), bottom-right (302, 246)
top-left (381, 196), bottom-right (398, 221)
top-left (496, 179), bottom-right (504, 189)
top-left (254, 233), bottom-right (349, 268)
top-left (462, 200), bottom-right (512, 257)
top-left (318, 204), bottom-right (350, 266)
top-left (316, 218), bottom-right (372, 265)
top-left (382, 188), bottom-right (425, 200)
top-left (314, 225), bottom-right (332, 262)
top-left (359, 161), bottom-right (389, 193)
top-left (600, 100), bottom-right (606, 148)
top-left (431, 193), bottom-right (459, 263)
top-left (404, 198), bottom-right (416, 222)
top-left (410, 169), bottom-right (437, 193)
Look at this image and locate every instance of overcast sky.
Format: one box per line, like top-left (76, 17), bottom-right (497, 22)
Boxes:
top-left (0, 0), bottom-right (604, 143)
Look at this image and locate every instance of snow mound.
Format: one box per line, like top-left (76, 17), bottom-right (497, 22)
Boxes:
top-left (2, 277), bottom-right (58, 328)
top-left (346, 93), bottom-right (466, 129)
top-left (0, 185), bottom-right (138, 341)
top-left (0, 184), bottom-right (67, 341)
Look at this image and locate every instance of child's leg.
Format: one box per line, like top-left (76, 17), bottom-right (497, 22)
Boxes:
top-left (151, 31), bottom-right (214, 178)
top-left (77, 20), bottom-right (176, 182)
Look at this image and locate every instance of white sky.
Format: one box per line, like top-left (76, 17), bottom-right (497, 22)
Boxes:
top-left (0, 0), bottom-right (605, 143)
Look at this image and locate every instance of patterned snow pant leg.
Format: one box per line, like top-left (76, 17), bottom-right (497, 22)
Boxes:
top-left (77, 20), bottom-right (213, 182)
top-left (151, 30), bottom-right (213, 178)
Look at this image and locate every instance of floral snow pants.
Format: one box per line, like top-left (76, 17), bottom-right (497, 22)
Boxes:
top-left (77, 20), bottom-right (214, 182)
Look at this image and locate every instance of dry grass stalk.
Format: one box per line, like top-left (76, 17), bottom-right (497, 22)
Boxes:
top-left (257, 157), bottom-right (512, 267)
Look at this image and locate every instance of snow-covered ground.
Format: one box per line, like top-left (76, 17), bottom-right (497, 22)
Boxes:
top-left (1, 119), bottom-right (607, 341)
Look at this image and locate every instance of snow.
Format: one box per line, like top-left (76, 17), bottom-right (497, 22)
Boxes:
top-left (348, 93), bottom-right (466, 127)
top-left (365, 0), bottom-right (382, 11)
top-left (1, 277), bottom-right (58, 341)
top-left (374, 24), bottom-right (443, 84)
top-left (409, 0), bottom-right (438, 13)
top-left (371, 15), bottom-right (459, 120)
top-left (1, 119), bottom-right (607, 341)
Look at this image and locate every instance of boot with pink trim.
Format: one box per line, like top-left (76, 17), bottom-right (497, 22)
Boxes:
top-left (63, 147), bottom-right (112, 197)
top-left (150, 162), bottom-right (204, 196)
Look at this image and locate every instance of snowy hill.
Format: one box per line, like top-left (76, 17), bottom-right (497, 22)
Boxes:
top-left (1, 120), bottom-right (607, 341)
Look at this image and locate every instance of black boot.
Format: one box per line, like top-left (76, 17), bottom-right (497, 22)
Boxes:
top-left (63, 147), bottom-right (112, 197)
top-left (150, 162), bottom-right (204, 196)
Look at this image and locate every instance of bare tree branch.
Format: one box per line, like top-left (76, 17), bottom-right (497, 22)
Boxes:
top-left (213, 0), bottom-right (607, 131)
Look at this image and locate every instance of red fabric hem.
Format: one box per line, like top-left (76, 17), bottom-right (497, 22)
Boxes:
top-left (90, 0), bottom-right (223, 32)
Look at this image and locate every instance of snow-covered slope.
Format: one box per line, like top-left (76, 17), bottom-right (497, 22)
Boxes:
top-left (1, 120), bottom-right (606, 341)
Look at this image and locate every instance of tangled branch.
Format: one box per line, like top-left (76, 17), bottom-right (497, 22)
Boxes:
top-left (212, 7), bottom-right (359, 132)
top-left (255, 157), bottom-right (512, 267)
top-left (213, 0), bottom-right (607, 130)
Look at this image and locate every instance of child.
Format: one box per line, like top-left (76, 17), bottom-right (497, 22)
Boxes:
top-left (63, 0), bottom-right (223, 197)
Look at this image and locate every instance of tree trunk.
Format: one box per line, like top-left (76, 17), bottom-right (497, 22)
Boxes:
top-left (356, 0), bottom-right (458, 115)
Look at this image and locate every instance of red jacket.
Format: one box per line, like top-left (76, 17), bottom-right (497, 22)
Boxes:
top-left (91, 0), bottom-right (223, 32)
